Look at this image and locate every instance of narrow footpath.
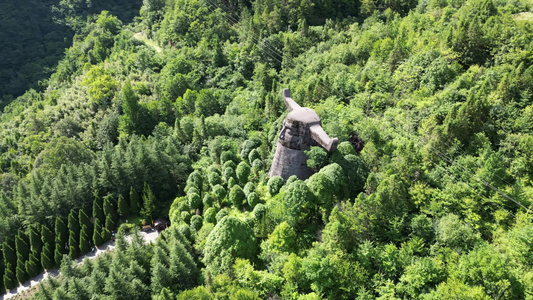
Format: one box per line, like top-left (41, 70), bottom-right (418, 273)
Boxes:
top-left (1, 230), bottom-right (160, 300)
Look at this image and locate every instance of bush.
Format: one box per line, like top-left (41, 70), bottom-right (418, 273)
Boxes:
top-left (203, 194), bottom-right (215, 207)
top-left (267, 176), bottom-right (284, 196)
top-left (247, 192), bottom-right (260, 208)
top-left (253, 204), bottom-right (266, 219)
top-left (188, 193), bottom-right (202, 210)
top-left (205, 207), bottom-right (216, 223)
top-left (216, 209), bottom-right (229, 223)
top-left (181, 211), bottom-right (192, 224)
top-left (243, 182), bottom-right (255, 197)
top-left (191, 215), bottom-right (203, 231)
top-left (248, 149), bottom-right (261, 164)
top-left (236, 162), bottom-right (251, 184)
top-left (229, 185), bottom-right (246, 208)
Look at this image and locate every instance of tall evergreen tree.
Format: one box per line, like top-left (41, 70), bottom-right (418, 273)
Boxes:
top-left (105, 215), bottom-right (115, 233)
top-left (93, 200), bottom-right (104, 224)
top-left (141, 182), bottom-right (156, 222)
top-left (15, 232), bottom-right (30, 283)
top-left (68, 230), bottom-right (79, 259)
top-left (79, 209), bottom-right (93, 241)
top-left (129, 186), bottom-right (141, 214)
top-left (54, 217), bottom-right (68, 266)
top-left (67, 210), bottom-right (80, 260)
top-left (3, 263), bottom-right (16, 291)
top-left (117, 194), bottom-right (129, 217)
top-left (2, 239), bottom-right (16, 275)
top-left (93, 219), bottom-right (104, 247)
top-left (40, 225), bottom-right (54, 270)
top-left (79, 225), bottom-right (91, 254)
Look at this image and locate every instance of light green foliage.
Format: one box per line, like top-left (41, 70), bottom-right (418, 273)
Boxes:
top-left (2, 0), bottom-right (533, 298)
top-left (33, 137), bottom-right (94, 176)
top-left (433, 214), bottom-right (481, 253)
top-left (203, 216), bottom-right (257, 276)
top-left (234, 259), bottom-right (284, 297)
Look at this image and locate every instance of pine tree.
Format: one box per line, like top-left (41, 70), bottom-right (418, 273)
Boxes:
top-left (105, 215), bottom-right (115, 233)
top-left (3, 263), bottom-right (16, 291)
top-left (103, 195), bottom-right (116, 218)
top-left (54, 217), bottom-right (68, 266)
top-left (16, 258), bottom-right (28, 284)
top-left (68, 230), bottom-right (79, 259)
top-left (25, 253), bottom-right (40, 278)
top-left (15, 232), bottom-right (30, 261)
top-left (79, 225), bottom-right (91, 254)
top-left (141, 182), bottom-right (156, 222)
top-left (54, 247), bottom-right (63, 269)
top-left (93, 219), bottom-right (104, 247)
top-left (40, 225), bottom-right (54, 270)
top-left (26, 226), bottom-right (42, 277)
top-left (93, 200), bottom-right (104, 224)
top-left (15, 232), bottom-right (30, 283)
top-left (79, 209), bottom-right (93, 242)
top-left (129, 186), bottom-right (141, 214)
top-left (67, 210), bottom-right (80, 260)
top-left (28, 226), bottom-right (43, 255)
top-left (117, 194), bottom-right (129, 217)
top-left (2, 239), bottom-right (16, 276)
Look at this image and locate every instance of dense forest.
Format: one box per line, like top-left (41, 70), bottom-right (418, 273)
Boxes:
top-left (1, 0), bottom-right (532, 298)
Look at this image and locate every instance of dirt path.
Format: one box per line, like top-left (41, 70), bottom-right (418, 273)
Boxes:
top-left (133, 32), bottom-right (162, 53)
top-left (1, 230), bottom-right (159, 300)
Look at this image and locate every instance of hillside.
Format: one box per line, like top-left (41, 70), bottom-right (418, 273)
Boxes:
top-left (1, 0), bottom-right (533, 298)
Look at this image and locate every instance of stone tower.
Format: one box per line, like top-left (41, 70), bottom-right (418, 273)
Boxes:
top-left (269, 89), bottom-right (339, 180)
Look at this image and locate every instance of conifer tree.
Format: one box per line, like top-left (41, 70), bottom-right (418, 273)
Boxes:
top-left (79, 225), bottom-right (91, 254)
top-left (67, 210), bottom-right (80, 260)
top-left (129, 186), bottom-right (141, 214)
top-left (40, 225), bottom-right (54, 270)
top-left (3, 263), bottom-right (16, 291)
top-left (54, 217), bottom-right (68, 266)
top-left (93, 200), bottom-right (104, 224)
top-left (28, 226), bottom-right (43, 255)
top-left (2, 239), bottom-right (16, 275)
top-left (79, 209), bottom-right (93, 240)
top-left (26, 226), bottom-right (42, 277)
top-left (103, 196), bottom-right (116, 230)
top-left (25, 253), bottom-right (40, 279)
top-left (141, 182), bottom-right (156, 222)
top-left (15, 232), bottom-right (30, 283)
top-left (68, 231), bottom-right (79, 259)
top-left (93, 219), bottom-right (104, 247)
top-left (117, 194), bottom-right (129, 217)
top-left (103, 195), bottom-right (116, 219)
top-left (105, 215), bottom-right (115, 232)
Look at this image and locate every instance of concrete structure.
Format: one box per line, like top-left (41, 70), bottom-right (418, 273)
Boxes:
top-left (269, 89), bottom-right (338, 180)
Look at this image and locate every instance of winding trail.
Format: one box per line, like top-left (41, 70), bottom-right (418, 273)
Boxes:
top-left (1, 230), bottom-right (159, 300)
